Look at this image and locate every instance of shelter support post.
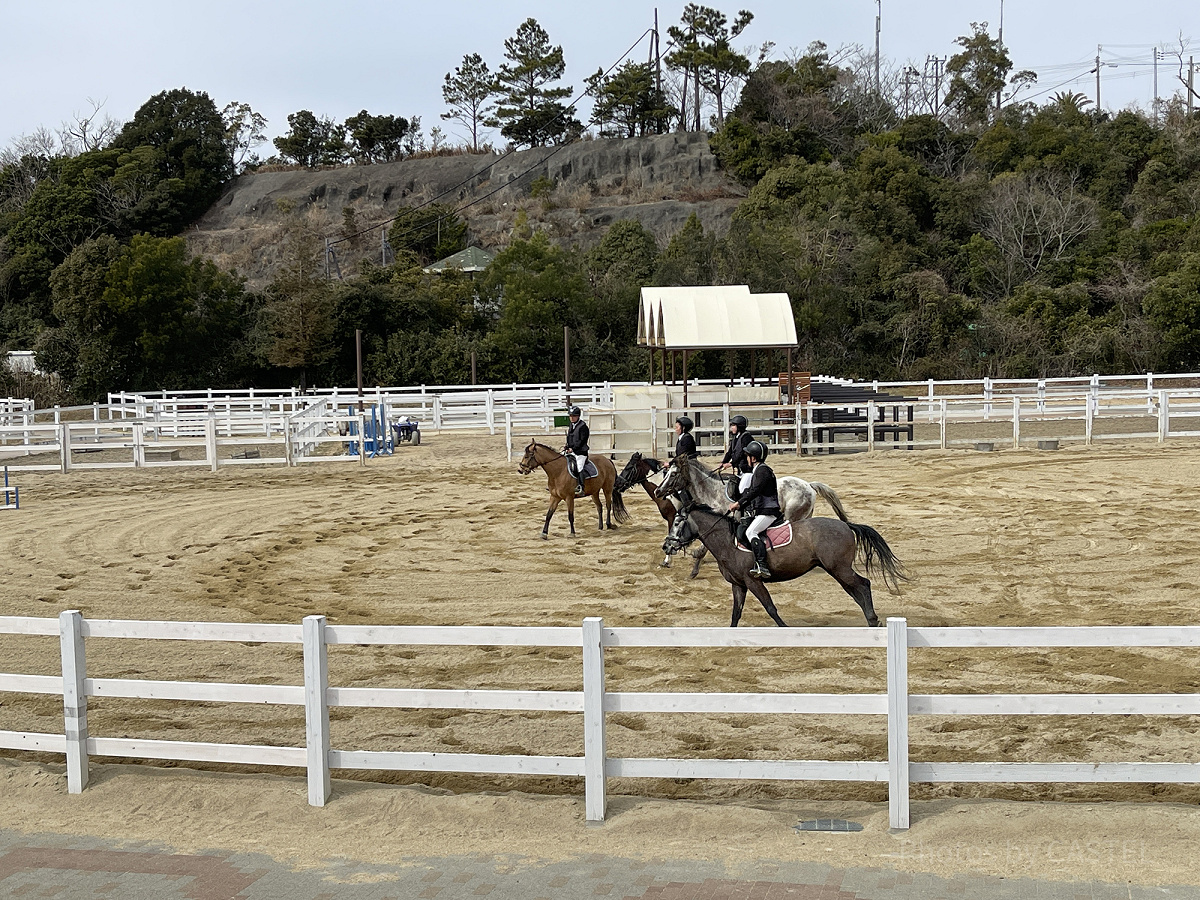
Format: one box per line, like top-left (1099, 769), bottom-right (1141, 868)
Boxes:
top-left (682, 351), bottom-right (689, 409)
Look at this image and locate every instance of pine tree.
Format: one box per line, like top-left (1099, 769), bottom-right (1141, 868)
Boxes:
top-left (441, 54), bottom-right (498, 153)
top-left (491, 19), bottom-right (578, 148)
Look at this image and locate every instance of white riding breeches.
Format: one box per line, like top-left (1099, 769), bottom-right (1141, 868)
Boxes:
top-left (745, 514), bottom-right (775, 543)
top-left (570, 453), bottom-right (588, 479)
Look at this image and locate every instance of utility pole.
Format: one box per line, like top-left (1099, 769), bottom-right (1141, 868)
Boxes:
top-left (874, 0), bottom-right (882, 93)
top-left (996, 0), bottom-right (1004, 113)
top-left (925, 56), bottom-right (946, 119)
top-left (1096, 45), bottom-right (1102, 111)
top-left (902, 66), bottom-right (919, 117)
top-left (1190, 56), bottom-right (1195, 117)
top-left (1153, 47), bottom-right (1160, 123)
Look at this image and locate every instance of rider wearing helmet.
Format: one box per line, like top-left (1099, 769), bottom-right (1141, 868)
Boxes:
top-left (564, 406), bottom-right (590, 496)
top-left (718, 414), bottom-right (754, 475)
top-left (673, 415), bottom-right (699, 460)
top-left (730, 439), bottom-right (779, 578)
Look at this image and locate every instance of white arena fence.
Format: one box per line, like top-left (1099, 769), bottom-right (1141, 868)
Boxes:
top-left (1, 372), bottom-right (1199, 472)
top-left (3, 613), bottom-right (1200, 828)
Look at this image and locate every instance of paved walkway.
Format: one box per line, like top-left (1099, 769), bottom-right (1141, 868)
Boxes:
top-left (2, 829), bottom-right (1198, 900)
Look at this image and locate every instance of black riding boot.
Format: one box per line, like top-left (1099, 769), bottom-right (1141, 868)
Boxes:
top-left (575, 471), bottom-right (587, 496)
top-left (749, 538), bottom-right (772, 579)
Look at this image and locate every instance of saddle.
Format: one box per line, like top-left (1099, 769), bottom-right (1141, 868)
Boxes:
top-left (566, 458), bottom-right (599, 479)
top-left (735, 519), bottom-right (792, 553)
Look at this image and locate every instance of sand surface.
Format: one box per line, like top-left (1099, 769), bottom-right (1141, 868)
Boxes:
top-left (2, 434), bottom-right (1200, 882)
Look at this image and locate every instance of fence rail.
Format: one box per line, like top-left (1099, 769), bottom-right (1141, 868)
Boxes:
top-left (3, 613), bottom-right (1200, 828)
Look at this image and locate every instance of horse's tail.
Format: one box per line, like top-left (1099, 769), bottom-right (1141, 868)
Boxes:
top-left (847, 522), bottom-right (907, 592)
top-left (611, 488), bottom-right (632, 524)
top-left (811, 482), bottom-right (850, 522)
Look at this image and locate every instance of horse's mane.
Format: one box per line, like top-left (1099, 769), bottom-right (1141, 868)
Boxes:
top-left (682, 457), bottom-right (726, 483)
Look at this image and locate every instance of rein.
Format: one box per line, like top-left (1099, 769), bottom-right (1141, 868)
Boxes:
top-left (523, 442), bottom-right (565, 472)
top-left (677, 504), bottom-right (736, 544)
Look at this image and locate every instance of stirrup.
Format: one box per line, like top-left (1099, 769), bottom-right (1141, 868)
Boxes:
top-left (750, 562), bottom-right (771, 579)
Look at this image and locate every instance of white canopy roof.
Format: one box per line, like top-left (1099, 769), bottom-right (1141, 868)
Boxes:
top-left (636, 286), bottom-right (798, 350)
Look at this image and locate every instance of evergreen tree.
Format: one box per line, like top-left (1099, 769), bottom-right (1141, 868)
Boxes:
top-left (586, 62), bottom-right (674, 137)
top-left (491, 19), bottom-right (578, 147)
top-left (442, 53), bottom-right (498, 152)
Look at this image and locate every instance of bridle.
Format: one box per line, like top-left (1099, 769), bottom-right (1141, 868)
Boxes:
top-left (518, 442), bottom-right (563, 474)
top-left (670, 501), bottom-right (736, 546)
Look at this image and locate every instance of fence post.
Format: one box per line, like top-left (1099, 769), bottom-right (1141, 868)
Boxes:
top-left (722, 404), bottom-right (730, 455)
top-left (866, 401), bottom-right (876, 452)
top-left (505, 411), bottom-right (513, 462)
top-left (582, 616), bottom-right (607, 824)
top-left (487, 390), bottom-right (496, 436)
top-left (59, 610), bottom-right (89, 794)
top-left (59, 424), bottom-right (71, 474)
top-left (433, 397), bottom-right (443, 431)
top-left (1037, 379), bottom-right (1046, 413)
top-left (133, 422), bottom-right (145, 467)
top-left (206, 415), bottom-right (219, 471)
top-left (886, 616), bottom-right (909, 830)
top-left (939, 399), bottom-right (948, 450)
top-left (650, 407), bottom-right (658, 458)
top-left (1158, 391), bottom-right (1170, 442)
top-left (1011, 396), bottom-right (1021, 449)
top-left (795, 403), bottom-right (803, 455)
top-left (983, 377), bottom-right (992, 420)
top-left (1084, 395), bottom-right (1094, 446)
top-left (1147, 372), bottom-right (1155, 414)
top-left (303, 615), bottom-right (331, 807)
top-left (356, 414), bottom-right (367, 466)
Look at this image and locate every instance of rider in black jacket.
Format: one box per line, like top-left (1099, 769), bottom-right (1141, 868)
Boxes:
top-left (673, 415), bottom-right (699, 459)
top-left (564, 406), bottom-right (590, 496)
top-left (729, 440), bottom-right (780, 579)
top-left (718, 415), bottom-right (754, 475)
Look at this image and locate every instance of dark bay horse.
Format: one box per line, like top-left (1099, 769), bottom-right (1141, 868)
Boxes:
top-left (614, 452), bottom-right (708, 575)
top-left (663, 503), bottom-right (906, 627)
top-left (518, 441), bottom-right (629, 538)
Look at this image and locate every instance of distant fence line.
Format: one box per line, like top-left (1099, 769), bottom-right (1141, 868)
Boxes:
top-left (3, 613), bottom-right (1200, 828)
top-left (3, 373), bottom-right (1200, 472)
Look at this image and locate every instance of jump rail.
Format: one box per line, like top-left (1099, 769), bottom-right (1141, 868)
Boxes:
top-left (3, 614), bottom-right (1200, 827)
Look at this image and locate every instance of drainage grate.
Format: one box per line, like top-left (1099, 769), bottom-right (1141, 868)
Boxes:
top-left (795, 819), bottom-right (863, 833)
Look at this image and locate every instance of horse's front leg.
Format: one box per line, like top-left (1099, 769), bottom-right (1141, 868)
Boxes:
top-left (542, 498), bottom-right (560, 540)
top-left (688, 545), bottom-right (708, 579)
top-left (593, 491), bottom-right (604, 531)
top-left (746, 579), bottom-right (789, 627)
top-left (731, 583), bottom-right (748, 627)
top-left (566, 496), bottom-right (576, 535)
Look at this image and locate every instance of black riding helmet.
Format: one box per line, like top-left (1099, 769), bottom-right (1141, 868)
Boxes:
top-left (730, 414), bottom-right (748, 431)
top-left (675, 415), bottom-right (694, 432)
top-left (745, 439), bottom-right (768, 460)
top-left (568, 405), bottom-right (581, 417)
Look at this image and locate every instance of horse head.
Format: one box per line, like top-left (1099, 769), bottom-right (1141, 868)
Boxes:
top-left (614, 452), bottom-right (642, 492)
top-left (655, 458), bottom-right (687, 499)
top-left (517, 440), bottom-right (543, 475)
top-left (661, 505), bottom-right (697, 557)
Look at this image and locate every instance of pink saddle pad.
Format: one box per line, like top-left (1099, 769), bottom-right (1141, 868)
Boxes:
top-left (736, 521), bottom-right (792, 552)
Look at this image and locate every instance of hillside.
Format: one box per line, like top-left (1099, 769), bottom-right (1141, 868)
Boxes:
top-left (187, 132), bottom-right (744, 287)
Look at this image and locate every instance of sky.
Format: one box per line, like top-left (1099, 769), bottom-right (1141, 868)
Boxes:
top-left (1, 0), bottom-right (1196, 153)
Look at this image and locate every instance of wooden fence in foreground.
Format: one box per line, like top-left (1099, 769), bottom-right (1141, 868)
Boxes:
top-left (4, 614), bottom-right (1200, 828)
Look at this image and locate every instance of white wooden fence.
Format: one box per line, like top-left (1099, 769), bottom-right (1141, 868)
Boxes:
top-left (3, 613), bottom-right (1199, 828)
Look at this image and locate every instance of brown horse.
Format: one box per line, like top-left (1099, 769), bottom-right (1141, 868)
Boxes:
top-left (518, 441), bottom-right (629, 538)
top-left (663, 503), bottom-right (906, 627)
top-left (614, 452), bottom-right (708, 575)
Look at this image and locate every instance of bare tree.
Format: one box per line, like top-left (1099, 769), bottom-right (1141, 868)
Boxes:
top-left (59, 98), bottom-right (121, 155)
top-left (980, 170), bottom-right (1098, 294)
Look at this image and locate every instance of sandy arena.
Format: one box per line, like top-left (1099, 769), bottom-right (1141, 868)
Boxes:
top-left (2, 433), bottom-right (1200, 883)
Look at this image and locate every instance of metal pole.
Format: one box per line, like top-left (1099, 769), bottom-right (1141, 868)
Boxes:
top-left (683, 350), bottom-right (689, 409)
top-left (471, 350), bottom-right (477, 386)
top-left (355, 329), bottom-right (364, 413)
top-left (874, 0), bottom-right (881, 92)
top-left (564, 326), bottom-right (571, 407)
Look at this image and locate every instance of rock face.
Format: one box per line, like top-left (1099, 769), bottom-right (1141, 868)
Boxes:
top-left (187, 133), bottom-right (744, 287)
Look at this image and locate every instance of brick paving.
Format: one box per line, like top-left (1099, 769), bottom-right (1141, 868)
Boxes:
top-left (1, 828), bottom-right (1198, 900)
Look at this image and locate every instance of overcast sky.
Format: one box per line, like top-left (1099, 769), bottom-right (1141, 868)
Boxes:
top-left (1, 1), bottom-right (1195, 153)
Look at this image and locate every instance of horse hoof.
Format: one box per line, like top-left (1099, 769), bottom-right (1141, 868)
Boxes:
top-left (540, 533), bottom-right (548, 541)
